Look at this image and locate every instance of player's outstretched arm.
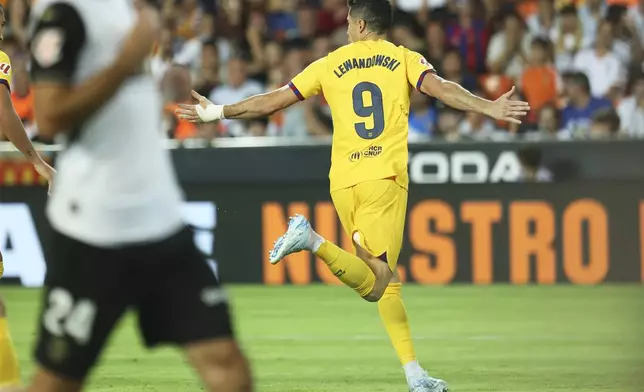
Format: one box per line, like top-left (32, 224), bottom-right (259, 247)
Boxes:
top-left (420, 72), bottom-right (530, 124)
top-left (177, 87), bottom-right (300, 123)
top-left (0, 84), bottom-right (56, 193)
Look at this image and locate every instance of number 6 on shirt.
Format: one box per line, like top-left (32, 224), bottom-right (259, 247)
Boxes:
top-left (352, 82), bottom-right (385, 139)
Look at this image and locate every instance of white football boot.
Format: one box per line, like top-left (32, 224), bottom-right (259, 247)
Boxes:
top-left (269, 214), bottom-right (312, 264)
top-left (408, 371), bottom-right (449, 392)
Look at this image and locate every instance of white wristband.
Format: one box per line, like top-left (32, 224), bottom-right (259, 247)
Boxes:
top-left (196, 103), bottom-right (225, 122)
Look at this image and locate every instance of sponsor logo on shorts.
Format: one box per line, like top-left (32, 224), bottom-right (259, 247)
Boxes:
top-left (349, 151), bottom-right (361, 162)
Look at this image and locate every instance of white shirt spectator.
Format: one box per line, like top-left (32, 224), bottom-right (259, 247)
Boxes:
top-left (617, 97), bottom-right (644, 137)
top-left (486, 32), bottom-right (532, 81)
top-left (578, 3), bottom-right (607, 44)
top-left (573, 49), bottom-right (623, 97)
top-left (527, 15), bottom-right (558, 41)
top-left (150, 56), bottom-right (172, 84)
top-left (174, 38), bottom-right (202, 70)
top-left (209, 80), bottom-right (264, 136)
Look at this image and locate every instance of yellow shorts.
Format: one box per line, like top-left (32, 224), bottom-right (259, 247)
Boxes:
top-left (331, 179), bottom-right (408, 271)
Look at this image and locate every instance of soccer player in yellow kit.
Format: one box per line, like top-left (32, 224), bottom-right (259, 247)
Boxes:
top-left (0, 4), bottom-right (54, 391)
top-left (178, 1), bottom-right (529, 390)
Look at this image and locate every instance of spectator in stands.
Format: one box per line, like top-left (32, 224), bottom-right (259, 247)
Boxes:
top-left (424, 21), bottom-right (448, 73)
top-left (522, 37), bottom-right (561, 122)
top-left (247, 118), bottom-right (269, 137)
top-left (617, 72), bottom-right (644, 136)
top-left (312, 35), bottom-right (334, 60)
top-left (527, 0), bottom-right (558, 40)
top-left (534, 103), bottom-right (566, 139)
top-left (245, 10), bottom-right (269, 81)
top-left (167, 0), bottom-right (211, 70)
top-left (578, 0), bottom-right (607, 42)
top-left (297, 3), bottom-right (319, 40)
top-left (553, 5), bottom-right (590, 72)
top-left (436, 107), bottom-right (463, 141)
top-left (408, 91), bottom-right (437, 140)
top-left (209, 56), bottom-right (264, 137)
top-left (517, 146), bottom-right (553, 182)
top-left (279, 45), bottom-right (311, 138)
top-left (446, 0), bottom-right (489, 74)
top-left (561, 72), bottom-right (613, 136)
top-left (266, 0), bottom-right (299, 41)
top-left (318, 0), bottom-right (349, 35)
top-left (573, 20), bottom-right (624, 99)
top-left (163, 65), bottom-right (199, 140)
top-left (458, 110), bottom-right (498, 140)
top-left (302, 98), bottom-right (333, 138)
top-left (441, 47), bottom-right (478, 92)
top-left (590, 108), bottom-right (622, 137)
top-left (487, 10), bottom-right (532, 82)
top-left (482, 0), bottom-right (504, 32)
top-left (606, 4), bottom-right (635, 66)
top-left (151, 28), bottom-right (175, 84)
top-left (193, 39), bottom-right (221, 97)
top-left (391, 22), bottom-right (424, 53)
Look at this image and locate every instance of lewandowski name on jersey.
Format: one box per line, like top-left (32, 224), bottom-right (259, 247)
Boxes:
top-left (334, 55), bottom-right (402, 78)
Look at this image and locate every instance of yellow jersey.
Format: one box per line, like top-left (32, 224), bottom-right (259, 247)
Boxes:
top-left (0, 50), bottom-right (12, 92)
top-left (289, 39), bottom-right (434, 192)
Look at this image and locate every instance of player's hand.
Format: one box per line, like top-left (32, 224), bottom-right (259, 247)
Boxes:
top-left (115, 2), bottom-right (160, 74)
top-left (176, 91), bottom-right (224, 123)
top-left (34, 159), bottom-right (56, 196)
top-left (487, 86), bottom-right (530, 125)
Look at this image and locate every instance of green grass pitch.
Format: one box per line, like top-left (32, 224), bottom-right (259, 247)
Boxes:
top-left (2, 285), bottom-right (643, 391)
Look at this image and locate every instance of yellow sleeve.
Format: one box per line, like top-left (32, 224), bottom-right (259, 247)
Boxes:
top-left (288, 57), bottom-right (328, 101)
top-left (403, 48), bottom-right (435, 91)
top-left (0, 51), bottom-right (12, 92)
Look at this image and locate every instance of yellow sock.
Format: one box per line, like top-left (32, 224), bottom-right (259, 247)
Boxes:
top-left (378, 283), bottom-right (416, 365)
top-left (0, 318), bottom-right (21, 387)
top-left (315, 240), bottom-right (375, 297)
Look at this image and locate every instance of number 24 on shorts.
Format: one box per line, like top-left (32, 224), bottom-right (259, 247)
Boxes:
top-left (43, 288), bottom-right (98, 345)
top-left (352, 82), bottom-right (385, 140)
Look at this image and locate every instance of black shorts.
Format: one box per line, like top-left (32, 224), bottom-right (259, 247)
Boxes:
top-left (35, 227), bottom-right (233, 380)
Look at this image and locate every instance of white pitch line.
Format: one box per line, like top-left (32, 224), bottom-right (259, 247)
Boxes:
top-left (239, 334), bottom-right (602, 342)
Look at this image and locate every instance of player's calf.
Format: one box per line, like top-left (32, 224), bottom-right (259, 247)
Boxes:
top-left (354, 243), bottom-right (392, 302)
top-left (185, 338), bottom-right (253, 392)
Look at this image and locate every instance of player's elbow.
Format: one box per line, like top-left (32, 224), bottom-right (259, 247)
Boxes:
top-left (421, 75), bottom-right (449, 99)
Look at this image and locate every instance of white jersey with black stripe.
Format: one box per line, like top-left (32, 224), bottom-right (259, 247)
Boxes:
top-left (30, 0), bottom-right (184, 247)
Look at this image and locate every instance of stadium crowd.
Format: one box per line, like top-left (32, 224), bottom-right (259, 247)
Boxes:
top-left (0, 0), bottom-right (642, 141)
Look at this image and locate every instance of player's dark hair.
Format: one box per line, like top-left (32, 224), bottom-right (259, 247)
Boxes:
top-left (347, 0), bottom-right (393, 35)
